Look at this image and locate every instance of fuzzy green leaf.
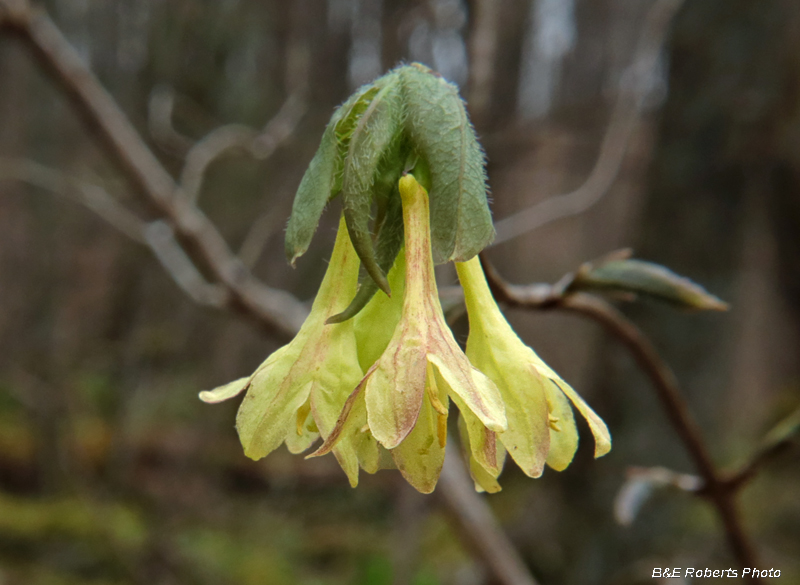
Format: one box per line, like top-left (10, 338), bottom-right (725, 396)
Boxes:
top-left (341, 74), bottom-right (404, 294)
top-left (399, 64), bottom-right (494, 264)
top-left (284, 85), bottom-right (380, 265)
top-left (284, 122), bottom-right (340, 265)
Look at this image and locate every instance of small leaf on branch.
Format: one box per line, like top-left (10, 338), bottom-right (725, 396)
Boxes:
top-left (570, 254), bottom-right (729, 311)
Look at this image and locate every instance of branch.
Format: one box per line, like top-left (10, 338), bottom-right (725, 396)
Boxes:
top-left (1, 1), bottom-right (306, 339)
top-left (481, 256), bottom-right (763, 574)
top-left (491, 0), bottom-right (685, 246)
top-left (0, 157), bottom-right (146, 243)
top-left (726, 407), bottom-right (800, 490)
top-left (0, 158), bottom-right (229, 309)
top-left (147, 84), bottom-right (195, 156)
top-left (179, 95), bottom-right (307, 204)
top-left (438, 443), bottom-right (541, 585)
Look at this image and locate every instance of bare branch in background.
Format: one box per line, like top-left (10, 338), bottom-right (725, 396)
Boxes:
top-left (147, 84), bottom-right (195, 156)
top-left (492, 0), bottom-right (685, 246)
top-left (0, 0), bottom-right (307, 339)
top-left (179, 95), bottom-right (307, 204)
top-left (143, 221), bottom-right (228, 308)
top-left (0, 4), bottom-right (540, 585)
top-left (438, 443), bottom-right (541, 585)
top-left (238, 196), bottom-right (291, 269)
top-left (0, 157), bottom-right (146, 243)
top-left (0, 158), bottom-right (229, 310)
top-left (726, 407), bottom-right (800, 490)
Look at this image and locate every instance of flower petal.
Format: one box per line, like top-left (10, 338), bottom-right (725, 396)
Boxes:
top-left (465, 324), bottom-right (550, 477)
top-left (543, 381), bottom-right (578, 471)
top-left (428, 352), bottom-right (506, 433)
top-left (353, 252), bottom-right (406, 371)
top-left (456, 414), bottom-right (504, 493)
top-left (391, 367), bottom-right (448, 493)
top-left (309, 326), bottom-right (364, 485)
top-left (456, 256), bottom-right (611, 470)
top-left (554, 380), bottom-right (612, 458)
top-left (451, 393), bottom-right (502, 476)
top-left (285, 398), bottom-right (320, 454)
top-left (365, 346), bottom-right (427, 449)
top-left (199, 376), bottom-right (250, 404)
top-left (237, 374), bottom-right (313, 460)
top-left (237, 215), bottom-right (361, 461)
top-left (492, 365), bottom-right (550, 478)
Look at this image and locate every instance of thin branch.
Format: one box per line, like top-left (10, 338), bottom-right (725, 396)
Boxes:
top-left (0, 156), bottom-right (146, 242)
top-left (143, 221), bottom-right (228, 307)
top-left (179, 95), bottom-right (307, 204)
top-left (1, 1), bottom-right (307, 339)
top-left (438, 443), bottom-right (541, 585)
top-left (491, 0), bottom-right (685, 246)
top-left (726, 438), bottom-right (795, 491)
top-left (481, 256), bottom-right (762, 575)
top-left (726, 407), bottom-right (800, 490)
top-left (147, 84), bottom-right (195, 156)
top-left (238, 205), bottom-right (286, 269)
top-left (0, 157), bottom-right (229, 309)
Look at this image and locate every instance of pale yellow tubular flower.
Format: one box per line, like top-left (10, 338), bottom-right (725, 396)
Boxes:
top-left (455, 256), bottom-right (611, 482)
top-left (199, 215), bottom-right (366, 486)
top-left (311, 174), bottom-right (507, 493)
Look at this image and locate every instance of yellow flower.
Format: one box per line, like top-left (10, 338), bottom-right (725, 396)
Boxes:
top-left (201, 174), bottom-right (609, 494)
top-left (199, 216), bottom-right (375, 487)
top-left (310, 175), bottom-right (507, 493)
top-left (455, 256), bottom-right (612, 492)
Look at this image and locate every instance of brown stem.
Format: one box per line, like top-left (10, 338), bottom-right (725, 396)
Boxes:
top-left (482, 256), bottom-right (763, 575)
top-left (438, 444), bottom-right (541, 585)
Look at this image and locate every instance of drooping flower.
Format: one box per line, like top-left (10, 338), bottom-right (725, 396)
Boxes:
top-left (199, 216), bottom-right (375, 487)
top-left (201, 61), bottom-right (614, 493)
top-left (309, 174), bottom-right (507, 493)
top-left (455, 256), bottom-right (612, 492)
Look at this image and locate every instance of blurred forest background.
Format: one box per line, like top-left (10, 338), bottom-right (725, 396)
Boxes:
top-left (1, 0), bottom-right (799, 584)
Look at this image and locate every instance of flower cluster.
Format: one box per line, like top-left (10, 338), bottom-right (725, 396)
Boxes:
top-left (201, 175), bottom-right (610, 493)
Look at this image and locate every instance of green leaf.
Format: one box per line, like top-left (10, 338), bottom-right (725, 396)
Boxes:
top-left (341, 74), bottom-right (404, 295)
top-left (284, 122), bottom-right (340, 265)
top-left (284, 84), bottom-right (380, 265)
top-left (399, 64), bottom-right (494, 264)
top-left (572, 256), bottom-right (730, 311)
